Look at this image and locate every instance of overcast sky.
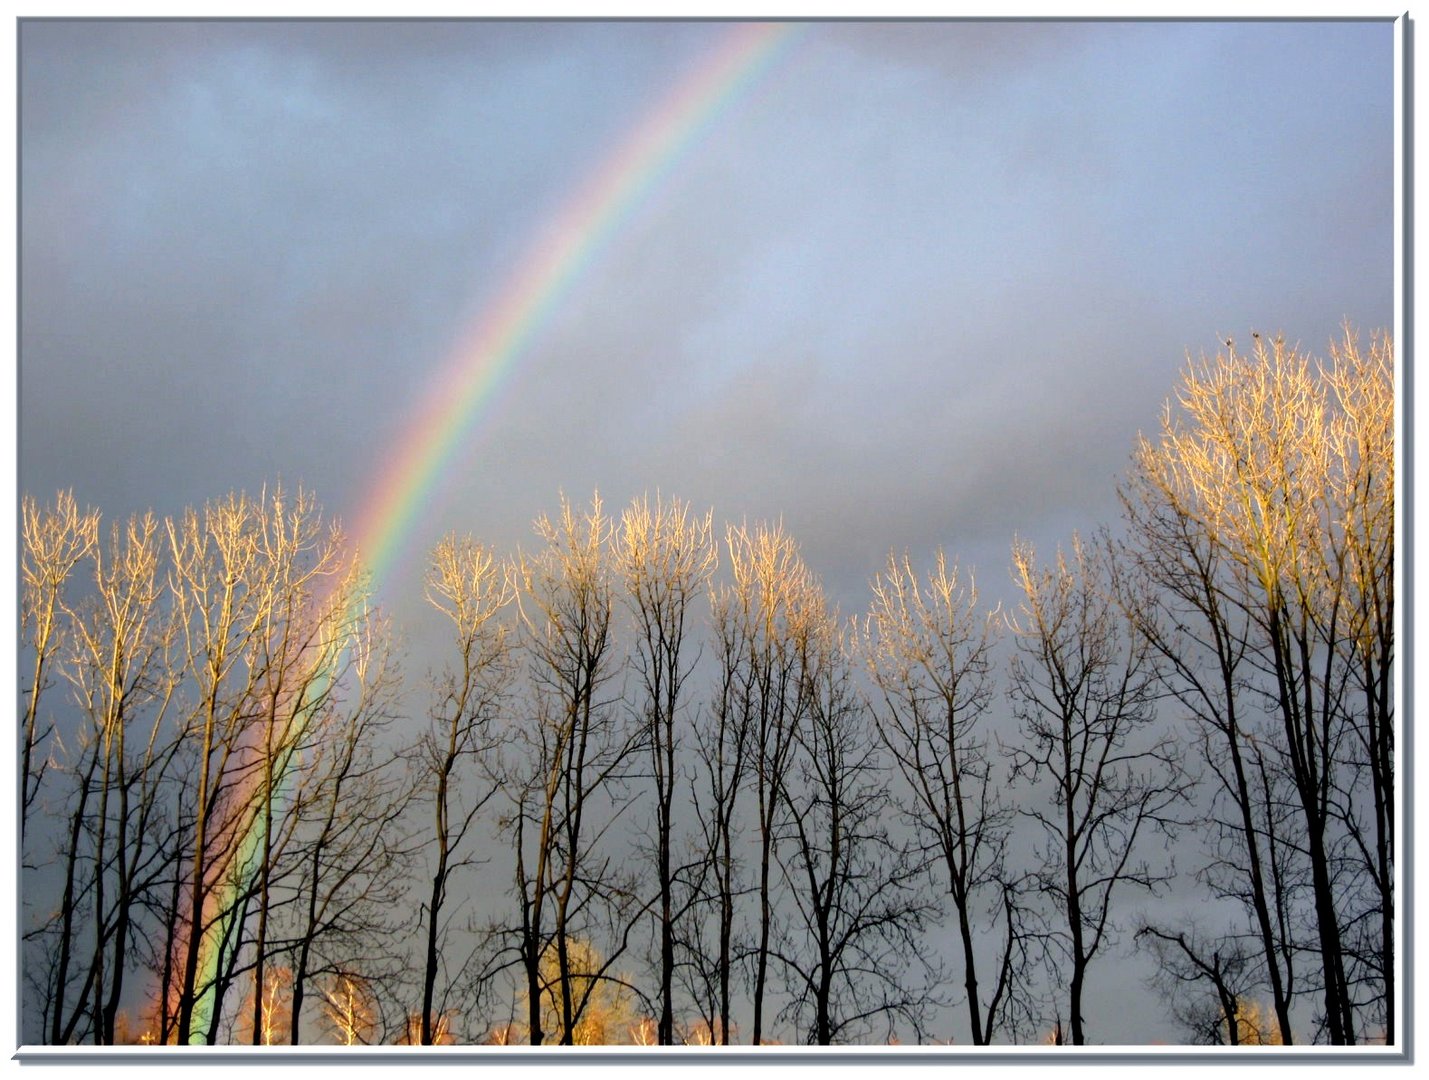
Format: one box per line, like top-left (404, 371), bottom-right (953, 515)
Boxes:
top-left (17, 17), bottom-right (1395, 1046)
top-left (19, 18), bottom-right (1393, 610)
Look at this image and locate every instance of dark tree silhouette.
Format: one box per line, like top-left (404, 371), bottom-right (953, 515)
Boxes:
top-left (1006, 535), bottom-right (1189, 1045)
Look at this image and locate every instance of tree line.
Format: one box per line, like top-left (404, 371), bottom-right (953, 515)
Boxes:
top-left (19, 326), bottom-right (1393, 1046)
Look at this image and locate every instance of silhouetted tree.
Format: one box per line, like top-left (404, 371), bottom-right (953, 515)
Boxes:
top-left (166, 487), bottom-right (357, 1043)
top-left (286, 607), bottom-right (414, 1044)
top-left (1122, 329), bottom-right (1393, 1043)
top-left (1137, 924), bottom-right (1260, 1045)
top-left (861, 550), bottom-right (1026, 1043)
top-left (416, 533), bottom-right (514, 1044)
top-left (613, 493), bottom-right (716, 1044)
top-left (507, 493), bottom-right (642, 1044)
top-left (679, 572), bottom-right (757, 1045)
top-left (1007, 535), bottom-right (1189, 1045)
top-left (721, 521), bottom-right (819, 1045)
top-left (776, 610), bottom-right (937, 1044)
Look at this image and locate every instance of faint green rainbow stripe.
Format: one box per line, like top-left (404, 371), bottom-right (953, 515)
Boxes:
top-left (185, 593), bottom-right (347, 1043)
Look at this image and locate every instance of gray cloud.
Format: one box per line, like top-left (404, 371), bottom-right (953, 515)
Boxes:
top-left (21, 16), bottom-right (1393, 620)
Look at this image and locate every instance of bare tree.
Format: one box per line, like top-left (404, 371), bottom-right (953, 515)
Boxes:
top-left (165, 491), bottom-right (267, 1043)
top-left (242, 489), bottom-right (358, 1046)
top-left (612, 493), bottom-right (716, 1044)
top-left (236, 964), bottom-right (293, 1045)
top-left (861, 550), bottom-right (1025, 1043)
top-left (164, 487), bottom-right (357, 1043)
top-left (775, 609), bottom-right (937, 1044)
top-left (28, 509), bottom-right (181, 1045)
top-left (143, 738), bottom-right (200, 1045)
top-left (721, 520), bottom-right (819, 1045)
top-left (1119, 421), bottom-right (1301, 1043)
top-left (536, 936), bottom-right (645, 1045)
top-left (1137, 923), bottom-right (1263, 1045)
top-left (21, 489), bottom-right (411, 1046)
top-left (72, 512), bottom-right (180, 1044)
top-left (678, 575), bottom-right (758, 1045)
top-left (35, 718), bottom-right (106, 1045)
top-left (507, 493), bottom-right (641, 1044)
top-left (1325, 328), bottom-right (1395, 1039)
top-left (1123, 331), bottom-right (1393, 1043)
top-left (20, 491), bottom-right (99, 843)
top-left (1006, 535), bottom-right (1189, 1045)
top-left (1179, 336), bottom-right (1355, 1043)
top-left (285, 606), bottom-right (414, 1044)
top-left (318, 973), bottom-right (379, 1046)
top-left (416, 533), bottom-right (514, 1044)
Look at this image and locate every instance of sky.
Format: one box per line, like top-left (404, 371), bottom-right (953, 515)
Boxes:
top-left (15, 16), bottom-right (1397, 1049)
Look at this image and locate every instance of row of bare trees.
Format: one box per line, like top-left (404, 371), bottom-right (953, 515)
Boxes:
top-left (22, 488), bottom-right (414, 1045)
top-left (20, 326), bottom-right (1393, 1046)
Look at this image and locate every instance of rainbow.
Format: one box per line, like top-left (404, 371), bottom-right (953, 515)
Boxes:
top-left (181, 582), bottom-right (349, 1044)
top-left (183, 20), bottom-right (802, 1043)
top-left (354, 20), bottom-right (802, 589)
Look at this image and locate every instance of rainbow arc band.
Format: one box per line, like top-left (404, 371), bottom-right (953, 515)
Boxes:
top-left (355, 20), bottom-right (799, 588)
top-left (183, 20), bottom-right (802, 1042)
